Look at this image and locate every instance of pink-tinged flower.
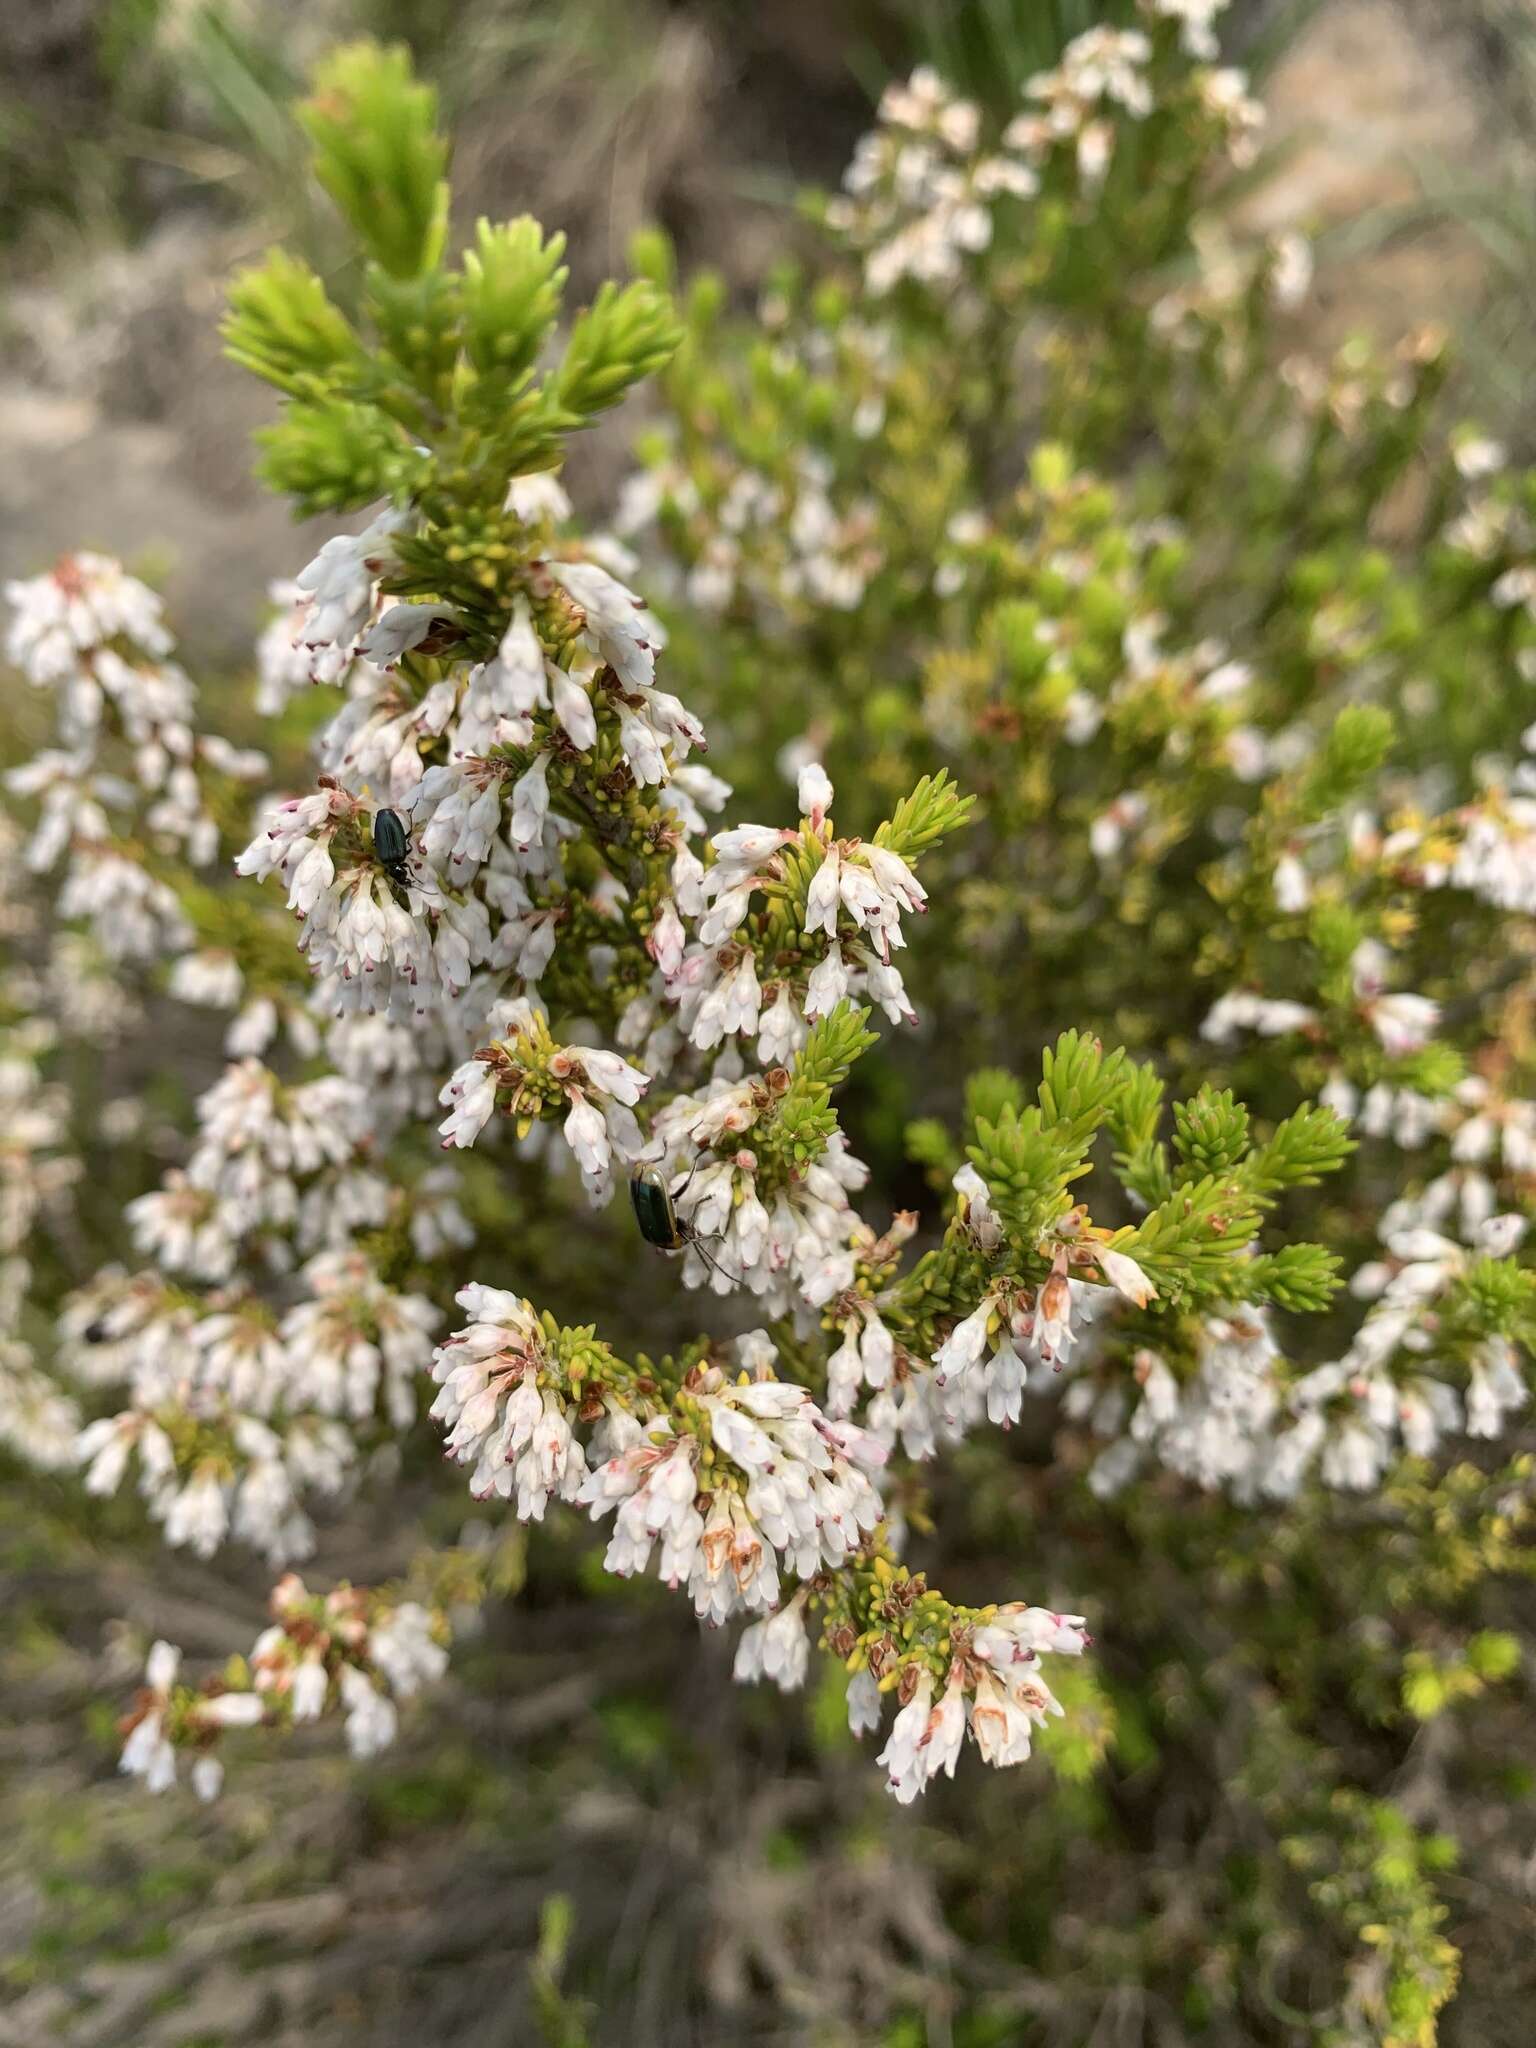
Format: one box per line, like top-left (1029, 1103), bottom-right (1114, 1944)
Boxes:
top-left (357, 603), bottom-right (457, 669)
top-left (846, 1667), bottom-right (882, 1737)
top-left (797, 762), bottom-right (834, 824)
top-left (557, 1094), bottom-right (609, 1196)
top-left (548, 559), bottom-right (665, 693)
top-left (550, 667), bottom-right (597, 749)
top-left (1366, 992), bottom-right (1441, 1058)
top-left (1096, 1245), bottom-right (1157, 1307)
top-left (804, 949), bottom-right (852, 1018)
top-left (438, 1057), bottom-right (499, 1150)
top-left (646, 900), bottom-right (686, 977)
top-left (710, 822), bottom-right (791, 875)
top-left (804, 846), bottom-right (842, 937)
top-left (509, 752), bottom-right (550, 847)
top-left (934, 1296), bottom-right (995, 1382)
top-left (488, 598), bottom-right (550, 715)
top-left (732, 1592), bottom-right (810, 1692)
top-left (293, 507), bottom-right (408, 658)
top-left (968, 1666), bottom-right (1035, 1768)
top-left (877, 1672), bottom-right (935, 1803)
top-left (118, 1639), bottom-right (182, 1794)
top-left (757, 985), bottom-right (807, 1065)
top-left (577, 1047), bottom-right (649, 1107)
top-left (1036, 1256), bottom-right (1074, 1365)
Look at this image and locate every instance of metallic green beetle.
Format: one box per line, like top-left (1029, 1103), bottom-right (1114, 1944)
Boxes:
top-left (372, 807), bottom-right (415, 908)
top-left (371, 805), bottom-right (411, 873)
top-left (629, 1163), bottom-right (686, 1250)
top-left (629, 1163), bottom-right (731, 1280)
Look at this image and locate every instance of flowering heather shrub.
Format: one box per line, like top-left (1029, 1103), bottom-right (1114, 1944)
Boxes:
top-left (4, 8), bottom-right (1536, 2038)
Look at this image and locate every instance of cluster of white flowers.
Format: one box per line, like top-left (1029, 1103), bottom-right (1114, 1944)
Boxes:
top-left (1439, 432), bottom-right (1536, 649)
top-left (44, 972), bottom-right (450, 1562)
top-left (11, 0), bottom-right (1536, 1837)
top-left (279, 1248), bottom-right (441, 1428)
top-left (431, 1304), bottom-right (896, 1624)
top-left (118, 1640), bottom-right (264, 1801)
top-left (77, 1393), bottom-right (355, 1565)
top-left (828, 67), bottom-right (1030, 296)
top-left (934, 1237), bottom-right (1151, 1437)
top-left (819, 1176), bottom-right (1142, 1471)
top-left (638, 1075), bottom-right (875, 1307)
top-left (615, 381), bottom-right (896, 625)
top-left (235, 523), bottom-right (721, 1132)
top-left (1075, 1305), bottom-right (1287, 1500)
top-left (1447, 795), bottom-right (1536, 915)
top-left (1071, 1195), bottom-right (1531, 1506)
top-left (1202, 940), bottom-right (1440, 1062)
top-left (236, 782), bottom-right (490, 1018)
top-left (1010, 26), bottom-right (1157, 188)
top-left (283, 507), bottom-right (411, 686)
top-left (624, 764), bottom-right (926, 1095)
top-left (0, 1250), bottom-right (82, 1473)
top-left (1002, 708), bottom-right (1536, 1501)
top-left (872, 1606), bottom-right (1090, 1803)
top-left (437, 997), bottom-right (649, 1202)
top-left (286, 545), bottom-right (691, 802)
top-left (428, 1284), bottom-right (594, 1514)
top-left (1239, 1215), bottom-right (1528, 1498)
top-left (4, 554), bottom-right (263, 965)
top-left (611, 24), bottom-right (1270, 656)
top-left (63, 1193), bottom-right (432, 1562)
top-left (579, 1362), bottom-right (886, 1625)
top-left (127, 1059), bottom-right (382, 1281)
top-left (822, 5), bottom-right (1255, 300)
top-left (1, 1041), bottom-right (79, 1262)
top-left (247, 1573), bottom-right (447, 1761)
top-left (0, 947), bottom-right (89, 1469)
top-left (1428, 672), bottom-right (1536, 916)
top-left (118, 1575), bottom-right (453, 1796)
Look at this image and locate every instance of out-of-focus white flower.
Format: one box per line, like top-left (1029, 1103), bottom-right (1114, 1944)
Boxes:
top-left (371, 1603), bottom-right (449, 1698)
top-left (118, 1639), bottom-right (182, 1794)
top-left (340, 1665), bottom-right (399, 1758)
top-left (1146, 0), bottom-right (1227, 62)
top-left (118, 1641), bottom-right (260, 1797)
top-left (732, 1591), bottom-right (811, 1691)
top-left (1201, 990), bottom-right (1318, 1044)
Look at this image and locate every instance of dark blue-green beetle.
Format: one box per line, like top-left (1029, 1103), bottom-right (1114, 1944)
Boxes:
top-left (629, 1164), bottom-right (687, 1250)
top-left (372, 807), bottom-right (415, 904)
top-left (629, 1164), bottom-right (730, 1280)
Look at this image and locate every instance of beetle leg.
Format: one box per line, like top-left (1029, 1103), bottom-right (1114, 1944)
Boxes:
top-left (684, 1229), bottom-right (736, 1287)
